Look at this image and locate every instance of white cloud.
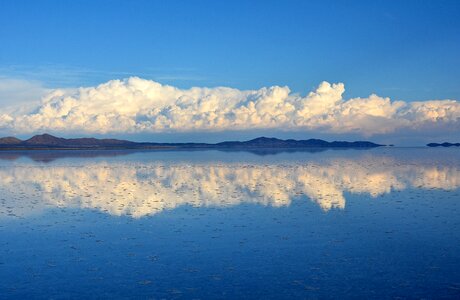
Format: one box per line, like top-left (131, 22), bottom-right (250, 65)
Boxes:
top-left (0, 77), bottom-right (459, 135)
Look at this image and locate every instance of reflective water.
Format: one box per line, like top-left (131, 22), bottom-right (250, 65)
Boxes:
top-left (0, 148), bottom-right (459, 299)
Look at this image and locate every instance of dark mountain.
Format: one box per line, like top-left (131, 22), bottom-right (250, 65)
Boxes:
top-left (216, 136), bottom-right (383, 148)
top-left (25, 134), bottom-right (67, 146)
top-left (427, 142), bottom-right (460, 147)
top-left (23, 134), bottom-right (137, 148)
top-left (0, 134), bottom-right (384, 150)
top-left (0, 137), bottom-right (22, 144)
top-left (0, 134), bottom-right (140, 149)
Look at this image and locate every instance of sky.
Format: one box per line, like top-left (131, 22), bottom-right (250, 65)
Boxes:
top-left (0, 0), bottom-right (459, 145)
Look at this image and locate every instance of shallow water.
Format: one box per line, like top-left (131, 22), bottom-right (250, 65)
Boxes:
top-left (0, 148), bottom-right (459, 299)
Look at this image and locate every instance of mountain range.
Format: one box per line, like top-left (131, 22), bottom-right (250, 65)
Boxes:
top-left (0, 134), bottom-right (384, 150)
top-left (427, 142), bottom-right (460, 147)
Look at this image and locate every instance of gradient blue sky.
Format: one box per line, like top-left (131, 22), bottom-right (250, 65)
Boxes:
top-left (1, 0), bottom-right (459, 99)
top-left (0, 0), bottom-right (459, 144)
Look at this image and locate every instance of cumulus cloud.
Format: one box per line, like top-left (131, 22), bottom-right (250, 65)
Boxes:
top-left (0, 77), bottom-right (459, 135)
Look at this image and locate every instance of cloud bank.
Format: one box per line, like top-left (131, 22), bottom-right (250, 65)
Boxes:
top-left (0, 77), bottom-right (459, 136)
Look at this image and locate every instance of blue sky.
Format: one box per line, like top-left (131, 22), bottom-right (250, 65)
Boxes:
top-left (0, 0), bottom-right (459, 144)
top-left (1, 0), bottom-right (459, 99)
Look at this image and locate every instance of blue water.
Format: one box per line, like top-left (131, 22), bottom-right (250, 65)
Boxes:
top-left (0, 148), bottom-right (459, 299)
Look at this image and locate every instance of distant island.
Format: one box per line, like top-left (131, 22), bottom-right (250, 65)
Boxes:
top-left (0, 134), bottom-right (384, 150)
top-left (427, 142), bottom-right (460, 147)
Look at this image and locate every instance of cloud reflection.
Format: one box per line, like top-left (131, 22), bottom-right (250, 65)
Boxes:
top-left (1, 156), bottom-right (459, 218)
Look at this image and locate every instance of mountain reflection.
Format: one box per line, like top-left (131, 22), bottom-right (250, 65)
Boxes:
top-left (1, 156), bottom-right (459, 218)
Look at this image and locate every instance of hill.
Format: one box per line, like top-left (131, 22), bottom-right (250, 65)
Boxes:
top-left (0, 134), bottom-right (385, 150)
top-left (216, 137), bottom-right (382, 148)
top-left (0, 137), bottom-right (23, 144)
top-left (427, 142), bottom-right (460, 147)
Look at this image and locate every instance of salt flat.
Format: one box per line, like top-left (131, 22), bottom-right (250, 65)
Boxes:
top-left (0, 148), bottom-right (459, 298)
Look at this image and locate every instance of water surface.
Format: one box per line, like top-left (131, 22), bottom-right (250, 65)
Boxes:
top-left (0, 148), bottom-right (459, 299)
